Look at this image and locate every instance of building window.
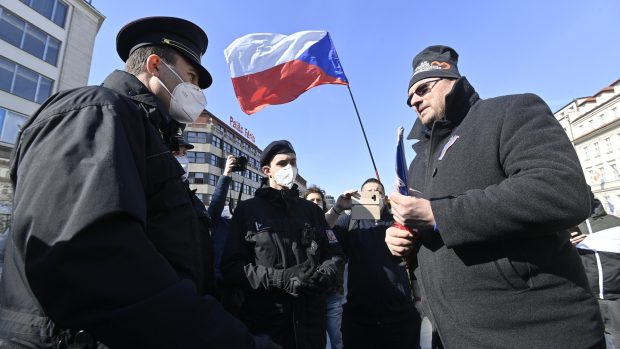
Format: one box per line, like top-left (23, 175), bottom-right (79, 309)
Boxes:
top-left (211, 135), bottom-right (221, 148)
top-left (188, 172), bottom-right (205, 184)
top-left (207, 174), bottom-right (218, 186)
top-left (0, 56), bottom-right (53, 103)
top-left (207, 153), bottom-right (220, 167)
top-left (187, 131), bottom-right (207, 144)
top-left (231, 147), bottom-right (240, 157)
top-left (232, 181), bottom-right (241, 192)
top-left (594, 142), bottom-right (601, 157)
top-left (0, 107), bottom-right (27, 144)
top-left (187, 151), bottom-right (206, 163)
top-left (214, 124), bottom-right (224, 134)
top-left (605, 138), bottom-right (613, 154)
top-left (223, 142), bottom-right (232, 154)
top-left (19, 0), bottom-right (68, 27)
top-left (583, 146), bottom-right (589, 161)
top-left (0, 7), bottom-right (61, 65)
top-left (242, 184), bottom-right (251, 195)
top-left (600, 114), bottom-right (606, 125)
top-left (611, 163), bottom-right (620, 180)
top-left (589, 119), bottom-right (595, 130)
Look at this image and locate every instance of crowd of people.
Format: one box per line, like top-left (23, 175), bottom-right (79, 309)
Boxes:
top-left (0, 14), bottom-right (616, 349)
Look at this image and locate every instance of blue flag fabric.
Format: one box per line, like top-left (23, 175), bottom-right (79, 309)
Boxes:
top-left (396, 127), bottom-right (409, 196)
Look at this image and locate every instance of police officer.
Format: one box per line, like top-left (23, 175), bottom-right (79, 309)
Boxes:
top-left (221, 140), bottom-right (343, 349)
top-left (0, 17), bottom-right (278, 348)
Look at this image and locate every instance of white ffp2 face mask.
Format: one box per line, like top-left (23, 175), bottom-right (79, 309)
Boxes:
top-left (157, 62), bottom-right (207, 124)
top-left (273, 164), bottom-right (297, 189)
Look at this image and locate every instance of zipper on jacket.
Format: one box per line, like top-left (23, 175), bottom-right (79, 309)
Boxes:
top-left (292, 310), bottom-right (299, 349)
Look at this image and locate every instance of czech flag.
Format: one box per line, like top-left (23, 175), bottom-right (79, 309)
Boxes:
top-left (224, 31), bottom-right (349, 115)
top-left (396, 126), bottom-right (409, 196)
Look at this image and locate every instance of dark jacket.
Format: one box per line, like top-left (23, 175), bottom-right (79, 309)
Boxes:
top-left (0, 71), bottom-right (273, 348)
top-left (408, 77), bottom-right (603, 348)
top-left (577, 203), bottom-right (620, 300)
top-left (221, 185), bottom-right (339, 349)
top-left (332, 208), bottom-right (417, 324)
top-left (209, 174), bottom-right (232, 280)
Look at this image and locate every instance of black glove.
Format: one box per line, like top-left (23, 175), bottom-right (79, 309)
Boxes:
top-left (270, 260), bottom-right (314, 297)
top-left (309, 259), bottom-right (340, 290)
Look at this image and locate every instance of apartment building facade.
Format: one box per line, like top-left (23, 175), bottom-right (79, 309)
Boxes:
top-left (0, 0), bottom-right (104, 231)
top-left (555, 78), bottom-right (620, 214)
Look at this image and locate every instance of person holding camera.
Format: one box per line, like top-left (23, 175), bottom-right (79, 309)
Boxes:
top-left (211, 154), bottom-right (240, 281)
top-left (328, 179), bottom-right (420, 349)
top-left (221, 140), bottom-right (343, 349)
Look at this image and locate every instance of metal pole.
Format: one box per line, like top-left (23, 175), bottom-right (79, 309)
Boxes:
top-left (346, 84), bottom-right (381, 181)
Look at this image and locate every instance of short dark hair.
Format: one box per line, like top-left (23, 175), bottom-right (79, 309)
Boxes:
top-left (361, 178), bottom-right (384, 193)
top-left (305, 186), bottom-right (326, 212)
top-left (124, 45), bottom-right (179, 76)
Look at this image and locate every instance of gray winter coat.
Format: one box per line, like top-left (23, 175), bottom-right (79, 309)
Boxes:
top-left (408, 77), bottom-right (603, 349)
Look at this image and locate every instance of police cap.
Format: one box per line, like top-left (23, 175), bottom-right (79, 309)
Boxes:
top-left (116, 16), bottom-right (212, 88)
top-left (260, 140), bottom-right (295, 167)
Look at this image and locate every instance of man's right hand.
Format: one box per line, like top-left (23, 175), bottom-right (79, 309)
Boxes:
top-left (334, 189), bottom-right (358, 212)
top-left (223, 155), bottom-right (235, 177)
top-left (385, 225), bottom-right (417, 257)
top-left (272, 260), bottom-right (314, 297)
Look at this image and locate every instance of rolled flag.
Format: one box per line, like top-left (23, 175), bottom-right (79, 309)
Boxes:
top-left (396, 126), bottom-right (409, 195)
top-left (224, 31), bottom-right (348, 115)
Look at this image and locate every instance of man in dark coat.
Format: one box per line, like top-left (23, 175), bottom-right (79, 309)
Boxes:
top-left (573, 193), bottom-right (620, 348)
top-left (330, 179), bottom-right (420, 349)
top-left (221, 140), bottom-right (343, 349)
top-left (385, 45), bottom-right (604, 348)
top-left (0, 16), bottom-right (278, 349)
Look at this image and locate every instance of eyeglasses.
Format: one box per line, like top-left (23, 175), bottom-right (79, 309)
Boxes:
top-left (406, 79), bottom-right (441, 107)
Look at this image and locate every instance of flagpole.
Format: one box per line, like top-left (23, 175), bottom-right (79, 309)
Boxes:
top-left (346, 84), bottom-right (381, 181)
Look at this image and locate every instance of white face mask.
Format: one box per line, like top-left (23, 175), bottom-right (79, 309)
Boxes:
top-left (273, 164), bottom-right (297, 189)
top-left (157, 62), bottom-right (207, 124)
top-left (175, 154), bottom-right (189, 180)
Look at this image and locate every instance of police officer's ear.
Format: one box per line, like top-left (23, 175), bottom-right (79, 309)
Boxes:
top-left (261, 165), bottom-right (272, 178)
top-left (145, 54), bottom-right (163, 78)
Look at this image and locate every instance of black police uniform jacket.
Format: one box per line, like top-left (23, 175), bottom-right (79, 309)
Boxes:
top-left (0, 71), bottom-right (267, 348)
top-left (408, 77), bottom-right (604, 349)
top-left (221, 185), bottom-right (336, 349)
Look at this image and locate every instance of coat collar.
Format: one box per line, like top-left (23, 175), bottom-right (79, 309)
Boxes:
top-left (101, 70), bottom-right (173, 125)
top-left (255, 184), bottom-right (300, 209)
top-left (407, 76), bottom-right (480, 141)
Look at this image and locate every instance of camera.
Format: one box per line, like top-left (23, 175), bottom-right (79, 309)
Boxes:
top-left (231, 156), bottom-right (248, 172)
top-left (351, 192), bottom-right (384, 220)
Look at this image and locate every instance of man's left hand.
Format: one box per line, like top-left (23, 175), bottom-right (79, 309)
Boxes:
top-left (389, 190), bottom-right (436, 230)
